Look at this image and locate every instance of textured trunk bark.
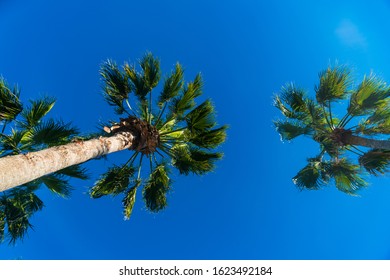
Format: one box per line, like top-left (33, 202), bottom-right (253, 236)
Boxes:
top-left (0, 132), bottom-right (135, 192)
top-left (344, 134), bottom-right (390, 150)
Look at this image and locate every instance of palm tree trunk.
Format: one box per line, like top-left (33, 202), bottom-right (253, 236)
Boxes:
top-left (0, 132), bottom-right (135, 192)
top-left (345, 134), bottom-right (390, 150)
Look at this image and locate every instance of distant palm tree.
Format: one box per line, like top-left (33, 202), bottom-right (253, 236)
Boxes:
top-left (0, 77), bottom-right (86, 243)
top-left (274, 65), bottom-right (390, 194)
top-left (0, 53), bottom-right (226, 225)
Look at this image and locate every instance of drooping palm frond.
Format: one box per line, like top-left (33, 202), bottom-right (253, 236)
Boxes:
top-left (324, 159), bottom-right (367, 194)
top-left (315, 65), bottom-right (351, 106)
top-left (90, 165), bottom-right (135, 198)
top-left (292, 157), bottom-right (329, 190)
top-left (40, 174), bottom-right (73, 198)
top-left (122, 179), bottom-right (141, 220)
top-left (0, 190), bottom-right (44, 244)
top-left (55, 165), bottom-right (89, 180)
top-left (143, 163), bottom-right (170, 212)
top-left (354, 105), bottom-right (390, 135)
top-left (359, 149), bottom-right (390, 175)
top-left (348, 74), bottom-right (390, 116)
top-left (0, 78), bottom-right (22, 122)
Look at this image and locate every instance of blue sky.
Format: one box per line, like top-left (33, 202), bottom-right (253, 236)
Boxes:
top-left (1, 0), bottom-right (390, 259)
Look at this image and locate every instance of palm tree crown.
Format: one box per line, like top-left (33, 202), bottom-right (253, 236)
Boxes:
top-left (93, 52), bottom-right (227, 218)
top-left (274, 65), bottom-right (390, 194)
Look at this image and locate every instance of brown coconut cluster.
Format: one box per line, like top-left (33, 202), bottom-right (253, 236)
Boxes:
top-left (104, 116), bottom-right (160, 155)
top-left (330, 127), bottom-right (352, 146)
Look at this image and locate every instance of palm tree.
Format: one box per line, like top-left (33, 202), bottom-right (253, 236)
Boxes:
top-left (1, 53), bottom-right (227, 223)
top-left (0, 77), bottom-right (87, 243)
top-left (274, 65), bottom-right (390, 194)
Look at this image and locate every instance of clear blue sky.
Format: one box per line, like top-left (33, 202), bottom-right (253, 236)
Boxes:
top-left (1, 0), bottom-right (390, 260)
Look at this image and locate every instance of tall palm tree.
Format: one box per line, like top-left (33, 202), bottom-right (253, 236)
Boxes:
top-left (1, 53), bottom-right (227, 223)
top-left (0, 77), bottom-right (87, 243)
top-left (274, 65), bottom-right (390, 194)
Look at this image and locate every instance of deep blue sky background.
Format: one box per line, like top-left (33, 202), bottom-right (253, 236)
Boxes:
top-left (1, 0), bottom-right (390, 259)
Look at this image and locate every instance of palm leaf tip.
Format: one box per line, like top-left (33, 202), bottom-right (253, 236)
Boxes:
top-left (20, 97), bottom-right (56, 128)
top-left (122, 179), bottom-right (141, 220)
top-left (185, 99), bottom-right (216, 133)
top-left (158, 63), bottom-right (184, 107)
top-left (140, 52), bottom-right (161, 90)
top-left (143, 163), bottom-right (170, 212)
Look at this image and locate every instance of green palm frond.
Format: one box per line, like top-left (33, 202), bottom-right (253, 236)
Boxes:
top-left (355, 105), bottom-right (390, 135)
top-left (140, 52), bottom-right (161, 90)
top-left (55, 165), bottom-right (89, 180)
top-left (125, 64), bottom-right (149, 101)
top-left (274, 83), bottom-right (310, 119)
top-left (324, 159), bottom-right (367, 194)
top-left (0, 78), bottom-right (22, 122)
top-left (24, 119), bottom-right (79, 147)
top-left (315, 65), bottom-right (351, 106)
top-left (292, 158), bottom-right (329, 190)
top-left (100, 60), bottom-right (131, 114)
top-left (171, 145), bottom-right (222, 175)
top-left (348, 74), bottom-right (390, 116)
top-left (185, 99), bottom-right (216, 133)
top-left (122, 179), bottom-right (141, 220)
top-left (359, 149), bottom-right (390, 175)
top-left (188, 125), bottom-right (228, 149)
top-left (1, 190), bottom-right (44, 244)
top-left (40, 174), bottom-right (73, 198)
top-left (91, 165), bottom-right (135, 198)
top-left (19, 97), bottom-right (56, 128)
top-left (158, 63), bottom-right (184, 107)
top-left (0, 129), bottom-right (26, 155)
top-left (274, 120), bottom-right (313, 141)
top-left (169, 74), bottom-right (203, 118)
top-left (143, 163), bottom-right (170, 212)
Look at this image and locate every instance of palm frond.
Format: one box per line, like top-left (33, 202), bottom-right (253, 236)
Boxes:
top-left (158, 63), bottom-right (184, 107)
top-left (171, 145), bottom-right (222, 175)
top-left (359, 149), bottom-right (390, 175)
top-left (185, 99), bottom-right (216, 133)
top-left (19, 97), bottom-right (56, 128)
top-left (23, 119), bottom-right (79, 147)
top-left (348, 74), bottom-right (390, 116)
top-left (274, 120), bottom-right (313, 141)
top-left (40, 174), bottom-right (73, 198)
top-left (100, 60), bottom-right (131, 114)
top-left (188, 125), bottom-right (228, 149)
top-left (292, 158), bottom-right (329, 190)
top-left (315, 65), bottom-right (351, 106)
top-left (169, 74), bottom-right (203, 118)
top-left (125, 63), bottom-right (149, 101)
top-left (0, 210), bottom-right (5, 242)
top-left (0, 78), bottom-right (22, 121)
top-left (143, 163), bottom-right (170, 212)
top-left (355, 106), bottom-right (390, 135)
top-left (122, 179), bottom-right (141, 220)
top-left (0, 129), bottom-right (26, 154)
top-left (140, 52), bottom-right (161, 90)
top-left (324, 159), bottom-right (367, 194)
top-left (55, 165), bottom-right (89, 180)
top-left (90, 165), bottom-right (135, 198)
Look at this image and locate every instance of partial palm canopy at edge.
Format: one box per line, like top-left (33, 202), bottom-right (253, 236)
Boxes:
top-left (274, 65), bottom-right (390, 194)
